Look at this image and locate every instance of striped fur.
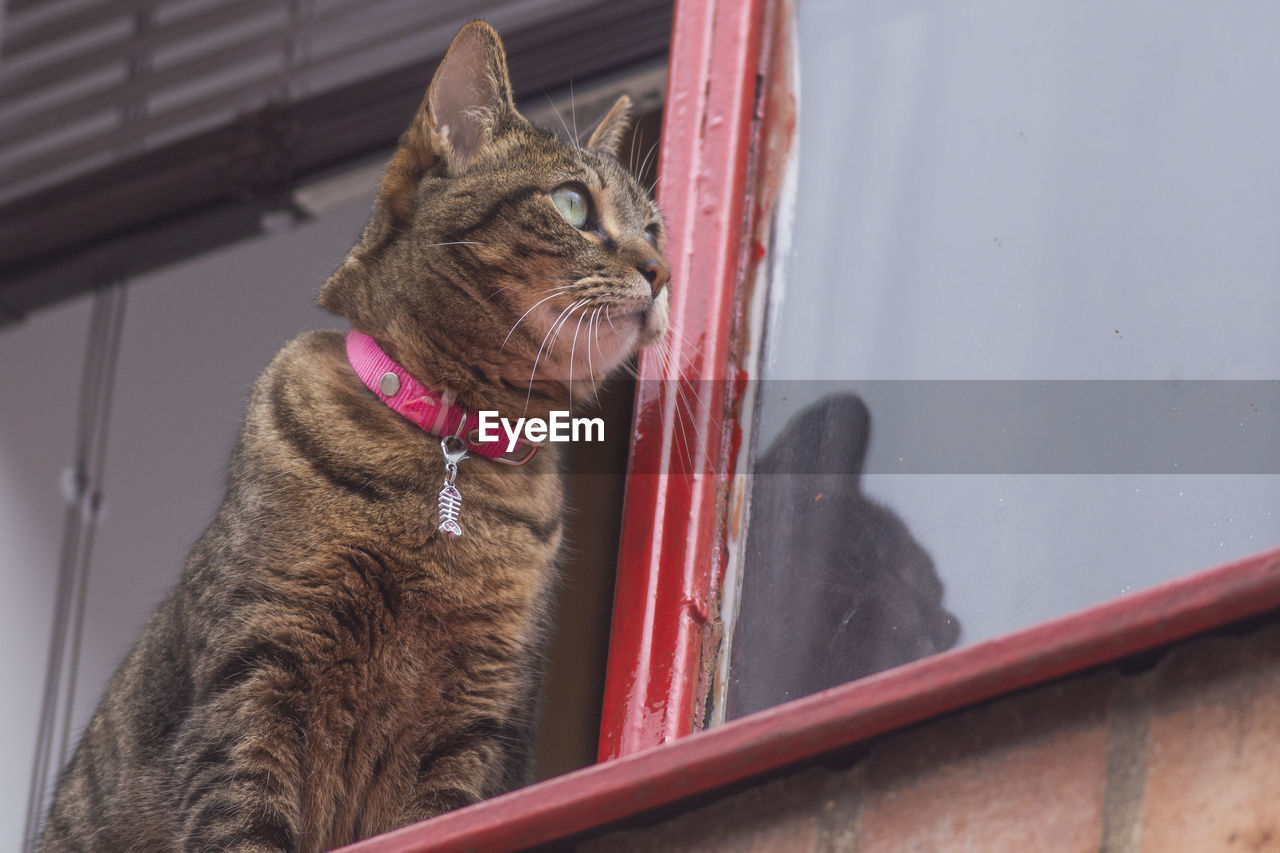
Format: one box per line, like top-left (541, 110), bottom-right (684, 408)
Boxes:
top-left (40, 22), bottom-right (668, 852)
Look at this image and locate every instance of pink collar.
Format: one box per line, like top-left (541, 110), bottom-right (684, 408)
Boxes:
top-left (345, 329), bottom-right (537, 465)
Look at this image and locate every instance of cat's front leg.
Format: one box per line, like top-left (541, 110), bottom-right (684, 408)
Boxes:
top-left (399, 724), bottom-right (511, 824)
top-left (172, 706), bottom-right (305, 852)
top-left (398, 628), bottom-right (550, 828)
top-left (173, 630), bottom-right (317, 852)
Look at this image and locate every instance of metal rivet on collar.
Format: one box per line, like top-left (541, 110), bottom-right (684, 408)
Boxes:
top-left (379, 372), bottom-right (401, 396)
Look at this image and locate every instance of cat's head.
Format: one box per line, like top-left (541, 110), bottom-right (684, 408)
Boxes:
top-left (320, 22), bottom-right (669, 411)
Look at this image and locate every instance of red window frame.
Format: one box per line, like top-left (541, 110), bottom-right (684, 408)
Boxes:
top-left (597, 0), bottom-right (769, 761)
top-left (339, 0), bottom-right (1280, 848)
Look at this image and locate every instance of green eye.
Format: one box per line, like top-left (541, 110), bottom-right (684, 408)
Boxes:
top-left (551, 185), bottom-right (589, 229)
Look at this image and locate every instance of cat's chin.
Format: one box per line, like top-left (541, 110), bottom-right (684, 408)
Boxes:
top-left (640, 309), bottom-right (668, 346)
top-left (605, 303), bottom-right (667, 361)
top-left (638, 297), bottom-right (669, 347)
top-left (610, 288), bottom-right (668, 343)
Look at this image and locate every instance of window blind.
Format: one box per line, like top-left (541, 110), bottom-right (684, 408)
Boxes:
top-left (0, 0), bottom-right (672, 323)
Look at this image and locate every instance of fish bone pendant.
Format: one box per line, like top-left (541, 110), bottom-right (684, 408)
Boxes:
top-left (437, 436), bottom-right (468, 539)
top-left (438, 481), bottom-right (463, 539)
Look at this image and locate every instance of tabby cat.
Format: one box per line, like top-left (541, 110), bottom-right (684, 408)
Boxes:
top-left (40, 22), bottom-right (668, 852)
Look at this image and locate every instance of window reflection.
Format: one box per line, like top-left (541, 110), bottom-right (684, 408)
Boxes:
top-left (727, 395), bottom-right (959, 718)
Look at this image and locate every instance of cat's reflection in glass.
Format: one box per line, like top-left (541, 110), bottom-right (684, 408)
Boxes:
top-left (728, 393), bottom-right (960, 718)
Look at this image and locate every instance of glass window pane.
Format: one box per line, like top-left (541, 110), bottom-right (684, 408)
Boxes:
top-left (725, 0), bottom-right (1280, 719)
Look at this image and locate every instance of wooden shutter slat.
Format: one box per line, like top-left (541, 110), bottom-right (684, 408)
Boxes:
top-left (0, 0), bottom-right (409, 146)
top-left (0, 0), bottom-right (282, 96)
top-left (3, 0), bottom-right (156, 59)
top-left (0, 0), bottom-right (504, 194)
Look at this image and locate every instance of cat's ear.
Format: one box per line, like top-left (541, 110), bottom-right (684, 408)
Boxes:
top-left (426, 21), bottom-right (517, 171)
top-left (325, 23), bottom-right (516, 321)
top-left (586, 95), bottom-right (633, 157)
top-left (376, 22), bottom-right (515, 223)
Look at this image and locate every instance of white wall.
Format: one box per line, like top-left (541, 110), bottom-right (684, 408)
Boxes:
top-left (0, 296), bottom-right (92, 849)
top-left (0, 191), bottom-right (375, 848)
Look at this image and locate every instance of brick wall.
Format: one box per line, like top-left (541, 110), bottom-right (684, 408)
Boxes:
top-left (571, 618), bottom-right (1280, 853)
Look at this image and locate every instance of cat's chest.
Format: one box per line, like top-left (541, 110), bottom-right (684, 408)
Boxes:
top-left (307, 548), bottom-right (549, 745)
top-left (357, 520), bottom-right (558, 665)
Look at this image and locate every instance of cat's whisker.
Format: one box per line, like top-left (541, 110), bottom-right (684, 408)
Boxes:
top-left (481, 275), bottom-right (576, 305)
top-left (543, 298), bottom-right (583, 357)
top-left (567, 304), bottom-right (588, 408)
top-left (581, 308), bottom-right (595, 398)
top-left (651, 333), bottom-right (673, 375)
top-left (668, 320), bottom-right (699, 348)
top-left (674, 394), bottom-right (699, 475)
top-left (628, 125), bottom-right (641, 175)
top-left (569, 80), bottom-right (580, 147)
top-left (568, 300), bottom-right (602, 407)
top-left (546, 295), bottom-right (584, 354)
top-left (647, 331), bottom-right (707, 475)
top-left (545, 94), bottom-right (580, 154)
top-left (501, 286), bottom-right (580, 350)
top-left (592, 306), bottom-right (609, 361)
top-left (526, 298), bottom-right (588, 413)
top-left (675, 379), bottom-right (716, 440)
top-left (680, 387), bottom-right (710, 440)
top-left (665, 322), bottom-right (708, 369)
top-left (638, 140), bottom-right (660, 181)
top-left (542, 92), bottom-right (583, 156)
top-left (586, 307), bottom-right (602, 400)
top-left (562, 299), bottom-right (592, 391)
top-left (525, 308), bottom-right (571, 411)
top-left (658, 334), bottom-right (708, 411)
top-left (611, 349), bottom-right (640, 381)
top-left (675, 380), bottom-right (709, 474)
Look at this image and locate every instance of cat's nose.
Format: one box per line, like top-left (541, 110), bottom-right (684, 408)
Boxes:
top-left (638, 258), bottom-right (669, 296)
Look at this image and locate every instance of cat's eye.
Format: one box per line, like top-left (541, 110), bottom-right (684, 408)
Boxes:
top-left (551, 185), bottom-right (590, 229)
top-left (644, 225), bottom-right (661, 248)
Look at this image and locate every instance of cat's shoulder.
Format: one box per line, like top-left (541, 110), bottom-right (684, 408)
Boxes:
top-left (265, 328), bottom-right (348, 373)
top-left (241, 328), bottom-right (378, 449)
top-left (249, 329), bottom-right (355, 399)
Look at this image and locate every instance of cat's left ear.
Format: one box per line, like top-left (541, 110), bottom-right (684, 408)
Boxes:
top-left (426, 21), bottom-right (518, 172)
top-left (586, 95), bottom-right (633, 157)
top-left (376, 22), bottom-right (516, 222)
